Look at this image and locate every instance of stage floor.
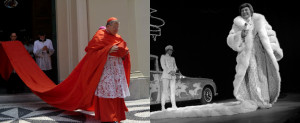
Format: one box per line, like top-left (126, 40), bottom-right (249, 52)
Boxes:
top-left (151, 93), bottom-right (300, 123)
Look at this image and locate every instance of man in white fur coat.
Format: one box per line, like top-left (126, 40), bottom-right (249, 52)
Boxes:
top-left (150, 3), bottom-right (284, 119)
top-left (227, 3), bottom-right (283, 108)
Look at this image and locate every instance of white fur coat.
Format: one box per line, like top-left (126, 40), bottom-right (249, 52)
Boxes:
top-left (227, 13), bottom-right (283, 104)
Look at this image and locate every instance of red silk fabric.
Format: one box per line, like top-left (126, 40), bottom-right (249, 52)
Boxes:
top-left (0, 29), bottom-right (130, 111)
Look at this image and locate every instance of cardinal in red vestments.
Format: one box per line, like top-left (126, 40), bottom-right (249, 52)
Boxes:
top-left (86, 17), bottom-right (131, 122)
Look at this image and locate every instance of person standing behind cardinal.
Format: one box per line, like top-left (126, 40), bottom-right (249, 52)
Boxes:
top-left (33, 32), bottom-right (55, 77)
top-left (6, 32), bottom-right (24, 93)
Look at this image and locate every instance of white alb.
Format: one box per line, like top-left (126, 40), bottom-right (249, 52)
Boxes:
top-left (33, 39), bottom-right (55, 71)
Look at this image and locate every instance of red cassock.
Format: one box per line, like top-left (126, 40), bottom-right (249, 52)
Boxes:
top-left (0, 29), bottom-right (131, 122)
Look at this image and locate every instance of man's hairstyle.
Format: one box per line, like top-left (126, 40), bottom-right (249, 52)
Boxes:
top-left (239, 3), bottom-right (254, 16)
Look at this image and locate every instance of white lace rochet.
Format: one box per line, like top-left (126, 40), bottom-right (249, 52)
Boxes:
top-left (95, 55), bottom-right (130, 98)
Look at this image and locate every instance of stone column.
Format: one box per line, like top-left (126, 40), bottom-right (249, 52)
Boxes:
top-left (76, 0), bottom-right (89, 61)
top-left (56, 0), bottom-right (88, 81)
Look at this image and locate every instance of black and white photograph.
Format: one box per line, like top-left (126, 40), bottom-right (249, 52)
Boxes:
top-left (150, 0), bottom-right (300, 123)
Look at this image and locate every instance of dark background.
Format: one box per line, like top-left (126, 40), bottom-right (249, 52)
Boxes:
top-left (0, 0), bottom-right (58, 94)
top-left (0, 0), bottom-right (32, 41)
top-left (151, 0), bottom-right (300, 100)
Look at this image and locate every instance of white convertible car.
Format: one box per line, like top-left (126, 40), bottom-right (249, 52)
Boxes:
top-left (150, 55), bottom-right (218, 105)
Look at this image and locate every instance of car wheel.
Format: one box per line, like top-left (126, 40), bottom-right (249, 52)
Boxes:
top-left (201, 86), bottom-right (213, 104)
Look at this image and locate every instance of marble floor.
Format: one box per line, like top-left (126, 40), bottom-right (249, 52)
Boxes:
top-left (0, 98), bottom-right (150, 123)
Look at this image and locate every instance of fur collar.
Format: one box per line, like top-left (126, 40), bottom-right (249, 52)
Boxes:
top-left (233, 13), bottom-right (268, 30)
